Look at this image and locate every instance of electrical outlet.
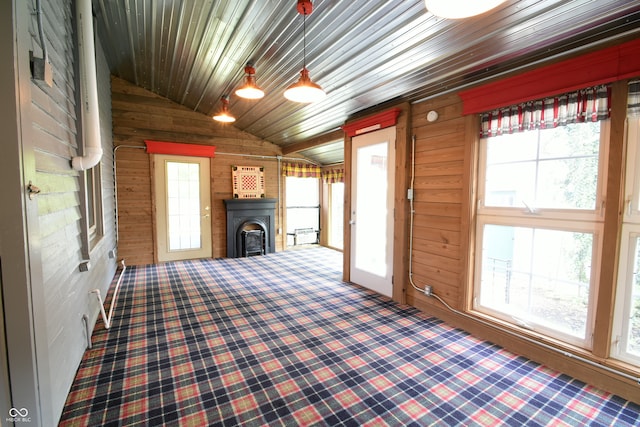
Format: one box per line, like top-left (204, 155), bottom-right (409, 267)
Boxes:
top-left (424, 285), bottom-right (432, 296)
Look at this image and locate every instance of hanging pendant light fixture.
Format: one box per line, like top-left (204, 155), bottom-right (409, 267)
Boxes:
top-left (212, 95), bottom-right (236, 123)
top-left (425, 0), bottom-right (507, 19)
top-left (235, 63), bottom-right (265, 99)
top-left (284, 0), bottom-right (326, 103)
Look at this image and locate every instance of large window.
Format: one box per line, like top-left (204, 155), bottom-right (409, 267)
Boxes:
top-left (285, 176), bottom-right (320, 246)
top-left (86, 164), bottom-right (104, 250)
top-left (613, 111), bottom-right (640, 366)
top-left (474, 87), bottom-right (609, 349)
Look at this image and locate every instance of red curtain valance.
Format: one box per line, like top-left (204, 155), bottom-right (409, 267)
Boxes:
top-left (145, 140), bottom-right (216, 157)
top-left (460, 38), bottom-right (640, 115)
top-left (282, 162), bottom-right (321, 178)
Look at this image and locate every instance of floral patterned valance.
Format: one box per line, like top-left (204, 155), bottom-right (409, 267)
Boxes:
top-left (480, 85), bottom-right (611, 138)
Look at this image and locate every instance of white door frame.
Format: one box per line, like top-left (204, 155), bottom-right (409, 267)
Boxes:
top-left (154, 155), bottom-right (212, 262)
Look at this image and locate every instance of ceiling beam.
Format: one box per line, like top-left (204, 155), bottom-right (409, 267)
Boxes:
top-left (281, 129), bottom-right (344, 155)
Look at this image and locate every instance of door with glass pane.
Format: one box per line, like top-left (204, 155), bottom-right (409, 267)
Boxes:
top-left (350, 127), bottom-right (395, 297)
top-left (154, 155), bottom-right (212, 262)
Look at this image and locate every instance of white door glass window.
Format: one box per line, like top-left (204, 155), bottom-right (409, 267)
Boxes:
top-left (167, 162), bottom-right (202, 250)
top-left (154, 155), bottom-right (212, 262)
top-left (475, 121), bottom-right (607, 348)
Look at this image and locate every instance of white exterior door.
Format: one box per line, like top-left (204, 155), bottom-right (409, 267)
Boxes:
top-left (350, 127), bottom-right (396, 297)
top-left (154, 155), bottom-right (212, 262)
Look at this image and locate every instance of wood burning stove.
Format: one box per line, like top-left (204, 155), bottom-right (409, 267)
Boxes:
top-left (241, 229), bottom-right (265, 256)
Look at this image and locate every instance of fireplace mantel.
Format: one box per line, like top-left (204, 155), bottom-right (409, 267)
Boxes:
top-left (224, 198), bottom-right (277, 258)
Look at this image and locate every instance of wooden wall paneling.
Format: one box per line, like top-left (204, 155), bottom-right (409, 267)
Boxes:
top-left (592, 80), bottom-right (628, 358)
top-left (461, 113), bottom-right (480, 311)
top-left (393, 103), bottom-right (412, 304)
top-left (408, 96), bottom-right (466, 309)
top-left (112, 76), bottom-right (285, 263)
top-left (343, 132), bottom-right (352, 283)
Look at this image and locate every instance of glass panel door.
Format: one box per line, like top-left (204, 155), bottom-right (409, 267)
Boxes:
top-left (155, 155), bottom-right (212, 262)
top-left (350, 127), bottom-right (395, 297)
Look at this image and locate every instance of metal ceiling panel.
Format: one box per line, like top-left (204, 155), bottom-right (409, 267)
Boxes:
top-left (94, 0), bottom-right (640, 164)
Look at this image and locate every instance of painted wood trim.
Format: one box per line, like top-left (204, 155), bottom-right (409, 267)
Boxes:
top-left (145, 140), bottom-right (216, 157)
top-left (342, 108), bottom-right (402, 137)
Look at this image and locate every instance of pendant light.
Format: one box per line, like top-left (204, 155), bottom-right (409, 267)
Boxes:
top-left (425, 0), bottom-right (507, 19)
top-left (235, 63), bottom-right (265, 99)
top-left (284, 0), bottom-right (326, 103)
top-left (213, 95), bottom-right (236, 123)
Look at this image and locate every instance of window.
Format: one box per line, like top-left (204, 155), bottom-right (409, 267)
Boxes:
top-left (474, 87), bottom-right (610, 349)
top-left (285, 176), bottom-right (319, 246)
top-left (86, 164), bottom-right (104, 249)
top-left (612, 87), bottom-right (640, 366)
top-left (329, 182), bottom-right (344, 249)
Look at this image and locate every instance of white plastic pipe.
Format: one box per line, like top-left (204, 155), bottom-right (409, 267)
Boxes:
top-left (72, 0), bottom-right (103, 171)
top-left (92, 260), bottom-right (126, 329)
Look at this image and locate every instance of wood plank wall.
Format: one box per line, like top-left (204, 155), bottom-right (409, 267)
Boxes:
top-left (21, 3), bottom-right (118, 420)
top-left (112, 76), bottom-right (286, 264)
top-left (407, 94), bottom-right (467, 309)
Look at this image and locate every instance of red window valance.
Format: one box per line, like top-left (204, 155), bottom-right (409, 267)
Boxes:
top-left (144, 140), bottom-right (216, 157)
top-left (342, 108), bottom-right (401, 137)
top-left (460, 38), bottom-right (640, 115)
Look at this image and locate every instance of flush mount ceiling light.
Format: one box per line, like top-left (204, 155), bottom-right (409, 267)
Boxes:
top-left (212, 95), bottom-right (236, 123)
top-left (425, 0), bottom-right (507, 19)
top-left (284, 0), bottom-right (326, 103)
top-left (235, 63), bottom-right (265, 99)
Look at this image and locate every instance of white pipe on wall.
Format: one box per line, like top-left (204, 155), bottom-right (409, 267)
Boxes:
top-left (72, 0), bottom-right (103, 171)
top-left (91, 260), bottom-right (126, 329)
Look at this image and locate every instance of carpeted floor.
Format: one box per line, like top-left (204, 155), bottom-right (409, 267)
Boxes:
top-left (60, 247), bottom-right (640, 426)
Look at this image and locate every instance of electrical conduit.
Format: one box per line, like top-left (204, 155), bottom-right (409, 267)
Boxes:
top-left (72, 0), bottom-right (103, 171)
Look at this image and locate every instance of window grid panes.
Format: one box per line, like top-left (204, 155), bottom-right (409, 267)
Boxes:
top-left (167, 161), bottom-right (202, 251)
top-left (613, 116), bottom-right (640, 366)
top-left (475, 122), bottom-right (605, 348)
top-left (286, 177), bottom-right (319, 246)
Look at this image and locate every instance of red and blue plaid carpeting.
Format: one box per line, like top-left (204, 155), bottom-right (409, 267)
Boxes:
top-left (60, 247), bottom-right (640, 426)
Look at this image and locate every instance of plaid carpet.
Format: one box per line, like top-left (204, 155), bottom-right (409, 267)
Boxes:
top-left (60, 247), bottom-right (640, 426)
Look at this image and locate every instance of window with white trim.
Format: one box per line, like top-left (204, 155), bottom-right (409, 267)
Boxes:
top-left (474, 86), bottom-right (610, 349)
top-left (612, 80), bottom-right (640, 366)
top-left (86, 164), bottom-right (104, 249)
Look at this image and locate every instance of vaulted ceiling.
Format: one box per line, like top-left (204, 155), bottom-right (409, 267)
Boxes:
top-left (94, 0), bottom-right (640, 165)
